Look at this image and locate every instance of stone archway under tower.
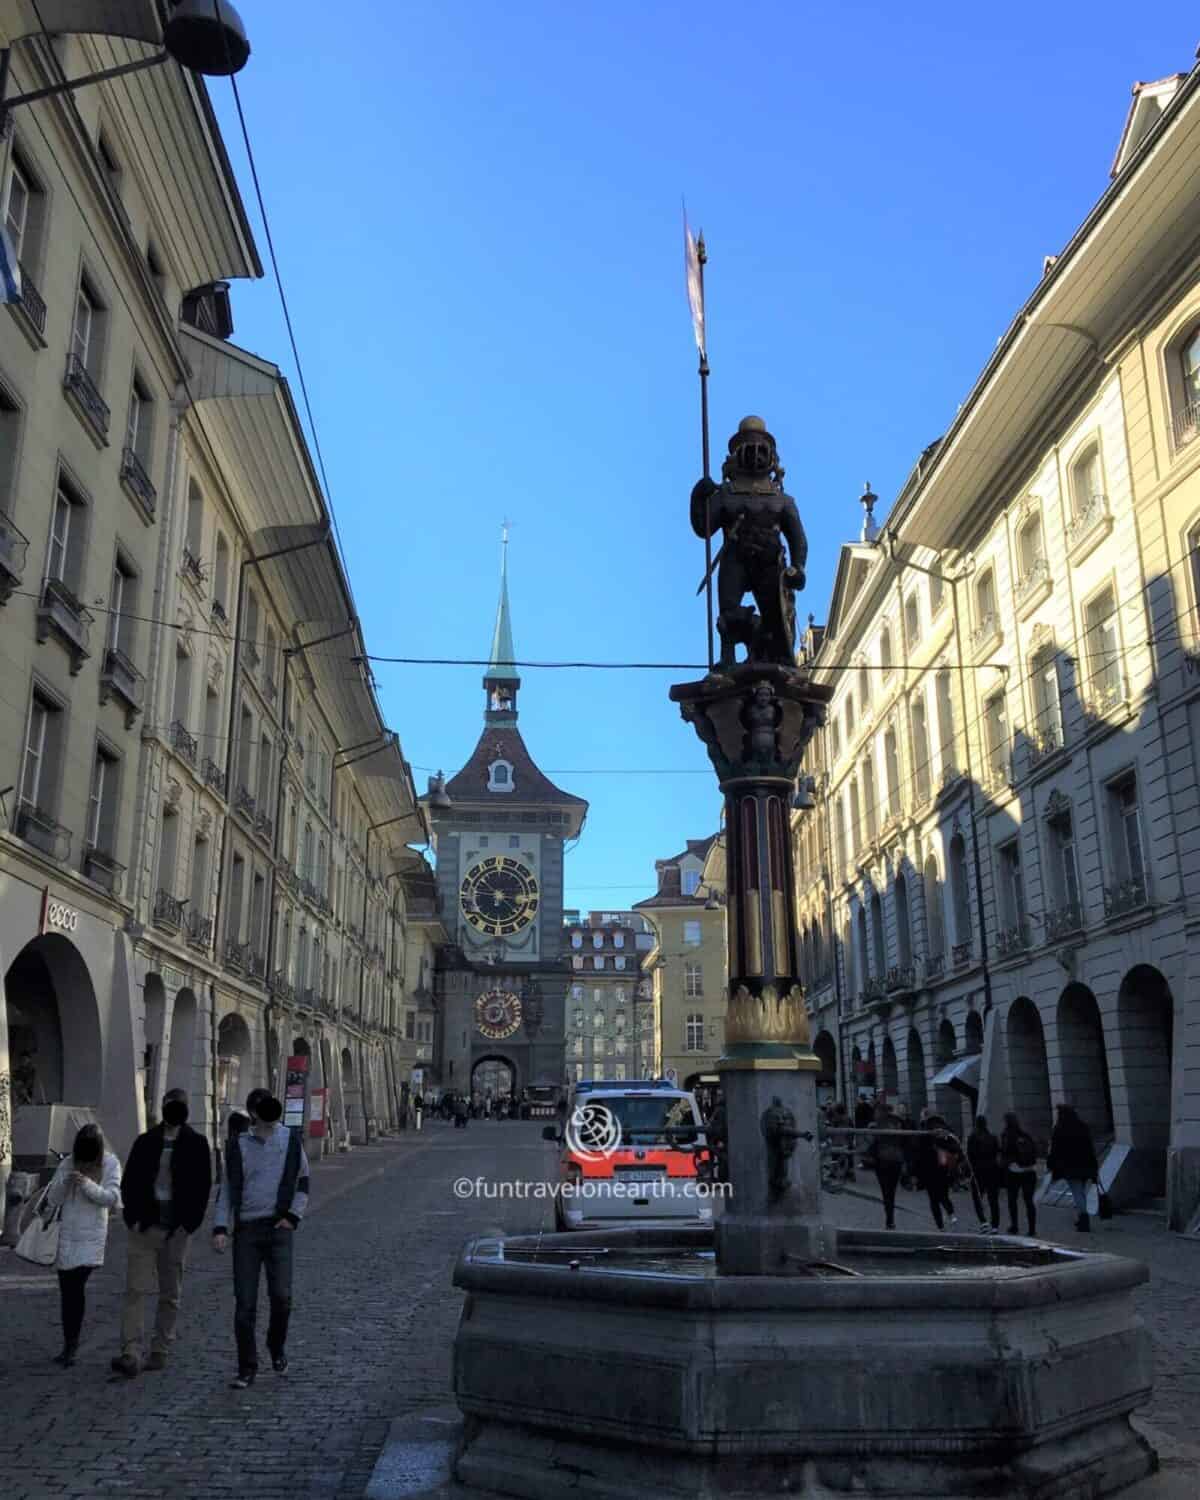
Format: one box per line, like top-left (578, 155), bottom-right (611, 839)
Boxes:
top-left (472, 1055), bottom-right (518, 1103)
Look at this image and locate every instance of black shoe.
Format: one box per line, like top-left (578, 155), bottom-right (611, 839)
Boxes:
top-left (1075, 1214), bottom-right (1090, 1232)
top-left (1007, 1224), bottom-right (1019, 1235)
top-left (111, 1353), bottom-right (139, 1378)
top-left (230, 1371), bottom-right (255, 1389)
top-left (271, 1355), bottom-right (289, 1375)
top-left (53, 1343), bottom-right (78, 1367)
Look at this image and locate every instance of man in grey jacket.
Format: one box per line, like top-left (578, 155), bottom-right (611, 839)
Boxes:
top-left (213, 1089), bottom-right (309, 1388)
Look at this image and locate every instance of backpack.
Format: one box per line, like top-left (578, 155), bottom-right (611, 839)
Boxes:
top-left (1013, 1132), bottom-right (1037, 1168)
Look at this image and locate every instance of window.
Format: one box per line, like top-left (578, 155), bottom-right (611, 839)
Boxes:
top-left (845, 692), bottom-right (855, 739)
top-left (835, 797), bottom-right (848, 871)
top-left (593, 1010), bottom-right (605, 1030)
top-left (1018, 511), bottom-right (1045, 580)
top-left (830, 718), bottom-right (841, 763)
top-left (685, 961), bottom-right (703, 998)
top-left (923, 855), bottom-right (945, 957)
top-left (572, 1036), bottom-right (584, 1057)
top-left (614, 1064), bottom-right (627, 1081)
top-left (1046, 806), bottom-right (1080, 921)
top-left (108, 553), bottom-right (137, 657)
top-left (910, 695), bottom-right (931, 805)
top-left (856, 906), bottom-right (869, 983)
top-left (895, 873), bottom-right (912, 967)
top-left (613, 933), bottom-right (625, 948)
top-left (996, 839), bottom-right (1026, 936)
top-left (1084, 585), bottom-right (1122, 704)
top-left (71, 274), bottom-right (107, 381)
top-left (0, 381), bottom-right (19, 511)
top-left (46, 473), bottom-right (86, 593)
top-left (880, 625), bottom-right (893, 677)
top-left (883, 726), bottom-right (901, 816)
top-left (4, 145), bottom-right (46, 275)
top-left (858, 663), bottom-right (871, 710)
top-left (870, 889), bottom-right (885, 975)
top-left (257, 734), bottom-right (273, 810)
top-left (849, 778), bottom-right (862, 852)
top-left (1070, 444), bottom-right (1104, 517)
top-left (681, 869), bottom-right (700, 896)
top-left (983, 692), bottom-right (1009, 784)
top-left (250, 873), bottom-right (267, 952)
top-left (948, 834), bottom-right (970, 947)
top-left (4, 156), bottom-right (31, 257)
top-left (904, 592), bottom-right (921, 649)
top-left (935, 671), bottom-right (956, 778)
top-left (1031, 646), bottom-right (1062, 752)
top-left (20, 691), bottom-right (63, 816)
top-left (190, 834), bottom-right (210, 918)
top-left (974, 568), bottom-right (997, 637)
top-left (592, 933), bottom-right (603, 948)
top-left (158, 805), bottom-right (180, 897)
top-left (185, 482), bottom-right (204, 557)
top-left (861, 757), bottom-right (877, 842)
top-left (929, 572), bottom-right (945, 616)
top-left (594, 955), bottom-right (605, 971)
top-left (573, 956), bottom-right (583, 970)
top-left (1182, 329), bottom-right (1200, 414)
top-left (614, 955), bottom-right (626, 970)
top-left (683, 919), bottom-right (702, 946)
top-left (1107, 773), bottom-right (1146, 891)
top-left (571, 933), bottom-right (582, 949)
top-left (508, 834), bottom-right (520, 848)
top-left (146, 240), bottom-right (166, 296)
top-left (213, 532), bottom-right (230, 616)
top-left (685, 1013), bottom-right (704, 1051)
top-left (125, 375), bottom-right (153, 467)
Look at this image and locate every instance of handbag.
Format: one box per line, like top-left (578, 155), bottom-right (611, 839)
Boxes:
top-left (14, 1184), bottom-right (62, 1267)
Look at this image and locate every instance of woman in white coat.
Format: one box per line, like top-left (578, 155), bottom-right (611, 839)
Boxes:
top-left (46, 1123), bottom-right (122, 1366)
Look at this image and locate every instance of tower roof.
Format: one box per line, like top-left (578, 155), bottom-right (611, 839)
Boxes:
top-left (487, 527), bottom-right (519, 683)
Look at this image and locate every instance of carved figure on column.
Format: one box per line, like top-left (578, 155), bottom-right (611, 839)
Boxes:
top-left (691, 417), bottom-right (808, 669)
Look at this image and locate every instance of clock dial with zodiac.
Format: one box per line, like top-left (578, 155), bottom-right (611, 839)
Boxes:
top-left (474, 989), bottom-right (523, 1040)
top-left (460, 855), bottom-right (540, 937)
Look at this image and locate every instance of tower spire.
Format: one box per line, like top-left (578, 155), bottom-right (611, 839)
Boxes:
top-left (484, 523), bottom-right (520, 722)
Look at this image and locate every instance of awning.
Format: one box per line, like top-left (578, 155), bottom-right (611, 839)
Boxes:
top-left (931, 1055), bottom-right (981, 1094)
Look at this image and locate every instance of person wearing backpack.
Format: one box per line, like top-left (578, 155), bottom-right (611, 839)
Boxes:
top-left (865, 1104), bottom-right (906, 1229)
top-left (1001, 1111), bottom-right (1039, 1235)
top-left (966, 1115), bottom-right (1001, 1232)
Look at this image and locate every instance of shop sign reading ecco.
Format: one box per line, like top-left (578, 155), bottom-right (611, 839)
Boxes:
top-left (41, 889), bottom-right (80, 934)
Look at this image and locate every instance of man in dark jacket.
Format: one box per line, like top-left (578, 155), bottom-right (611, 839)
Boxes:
top-left (112, 1088), bottom-right (212, 1377)
top-left (1048, 1101), bottom-right (1099, 1231)
top-left (966, 1115), bottom-right (1002, 1232)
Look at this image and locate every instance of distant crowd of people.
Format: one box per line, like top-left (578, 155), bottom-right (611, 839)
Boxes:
top-left (820, 1095), bottom-right (1101, 1235)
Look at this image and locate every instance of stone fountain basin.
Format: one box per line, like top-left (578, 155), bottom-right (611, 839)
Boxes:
top-left (452, 1224), bottom-right (1156, 1499)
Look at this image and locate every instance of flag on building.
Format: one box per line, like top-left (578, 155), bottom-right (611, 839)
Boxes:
top-left (0, 225), bottom-right (22, 305)
top-left (684, 217), bottom-right (705, 360)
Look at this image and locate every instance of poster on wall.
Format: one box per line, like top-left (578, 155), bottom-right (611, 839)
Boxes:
top-left (308, 1087), bottom-right (327, 1139)
top-left (284, 1054), bottom-right (309, 1131)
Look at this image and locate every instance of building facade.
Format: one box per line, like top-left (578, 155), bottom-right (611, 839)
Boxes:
top-left (426, 541), bottom-right (587, 1101)
top-left (796, 63), bottom-right (1200, 1230)
top-left (563, 910), bottom-right (655, 1083)
top-left (0, 11), bottom-right (430, 1212)
top-left (634, 836), bottom-right (724, 1091)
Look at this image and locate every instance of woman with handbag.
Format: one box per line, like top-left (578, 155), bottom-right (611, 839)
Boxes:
top-left (45, 1123), bottom-right (122, 1366)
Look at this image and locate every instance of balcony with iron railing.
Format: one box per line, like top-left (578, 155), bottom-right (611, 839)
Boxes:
top-left (185, 910), bottom-right (213, 950)
top-left (169, 719), bottom-right (198, 767)
top-left (1028, 721), bottom-right (1063, 770)
top-left (1066, 492), bottom-right (1112, 564)
top-left (951, 941), bottom-right (973, 969)
top-left (223, 937), bottom-right (250, 974)
top-left (1044, 901), bottom-right (1083, 944)
top-left (153, 889), bottom-right (186, 932)
top-left (234, 786), bottom-right (255, 821)
top-left (119, 445), bottom-right (157, 520)
top-left (247, 951), bottom-right (266, 983)
top-left (211, 598), bottom-right (229, 626)
top-left (1014, 556), bottom-right (1052, 619)
top-left (970, 612), bottom-right (1002, 659)
top-left (37, 577), bottom-right (93, 674)
top-left (981, 753), bottom-right (1014, 799)
top-left (16, 804), bottom-right (71, 860)
top-left (1172, 397), bottom-right (1200, 450)
top-left (254, 810), bottom-right (273, 843)
top-left (1083, 670), bottom-right (1128, 724)
top-left (181, 547), bottom-right (206, 590)
top-left (202, 757), bottom-right (224, 793)
top-left (923, 951), bottom-right (946, 982)
top-left (1103, 874), bottom-right (1151, 921)
top-left (82, 846), bottom-right (124, 895)
top-left (8, 259), bottom-right (48, 344)
top-left (99, 646), bottom-right (145, 726)
top-left (995, 920), bottom-right (1031, 960)
top-left (63, 352), bottom-right (110, 444)
top-left (885, 964), bottom-right (916, 994)
top-left (0, 508), bottom-right (30, 604)
top-left (270, 972), bottom-right (295, 1004)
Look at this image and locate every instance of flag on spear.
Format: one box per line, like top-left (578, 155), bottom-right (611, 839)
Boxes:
top-left (0, 225), bottom-right (22, 306)
top-left (684, 215), bottom-right (706, 362)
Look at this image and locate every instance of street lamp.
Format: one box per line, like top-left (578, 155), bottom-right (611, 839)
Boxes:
top-left (0, 1), bottom-right (252, 134)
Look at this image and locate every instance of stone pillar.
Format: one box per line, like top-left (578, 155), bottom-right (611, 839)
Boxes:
top-left (671, 664), bottom-right (834, 1274)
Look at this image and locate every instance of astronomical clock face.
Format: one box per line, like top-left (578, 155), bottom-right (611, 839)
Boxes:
top-left (460, 855), bottom-right (540, 938)
top-left (475, 989), bottom-right (523, 1040)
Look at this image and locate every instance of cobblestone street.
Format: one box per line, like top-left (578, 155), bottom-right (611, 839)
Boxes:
top-left (1, 1123), bottom-right (1197, 1499)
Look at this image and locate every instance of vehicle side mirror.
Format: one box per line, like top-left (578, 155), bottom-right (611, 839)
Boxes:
top-left (542, 1126), bottom-right (561, 1143)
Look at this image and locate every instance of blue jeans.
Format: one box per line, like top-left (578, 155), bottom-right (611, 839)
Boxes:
top-left (1067, 1179), bottom-right (1090, 1216)
top-left (233, 1219), bottom-right (294, 1373)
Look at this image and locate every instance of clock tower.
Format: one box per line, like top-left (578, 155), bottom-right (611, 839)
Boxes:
top-left (424, 534), bottom-right (587, 1103)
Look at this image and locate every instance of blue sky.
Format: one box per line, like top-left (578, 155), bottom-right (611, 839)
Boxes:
top-left (212, 1), bottom-right (1197, 910)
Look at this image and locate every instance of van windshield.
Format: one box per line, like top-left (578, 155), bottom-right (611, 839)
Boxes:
top-left (596, 1095), bottom-right (698, 1145)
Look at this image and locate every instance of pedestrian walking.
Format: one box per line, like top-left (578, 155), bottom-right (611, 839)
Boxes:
top-left (1000, 1111), bottom-right (1040, 1236)
top-left (966, 1115), bottom-right (1002, 1232)
top-left (454, 1094), bottom-right (470, 1130)
top-left (1047, 1101), bottom-right (1099, 1232)
top-left (46, 1123), bottom-right (122, 1367)
top-left (864, 1105), bottom-right (906, 1230)
top-left (212, 1089), bottom-right (310, 1389)
top-left (914, 1113), bottom-right (960, 1230)
top-left (111, 1088), bottom-right (212, 1378)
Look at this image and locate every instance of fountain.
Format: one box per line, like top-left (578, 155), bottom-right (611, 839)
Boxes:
top-left (447, 419), bottom-right (1156, 1498)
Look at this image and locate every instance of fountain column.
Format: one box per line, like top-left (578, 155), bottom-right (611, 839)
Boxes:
top-left (672, 663), bottom-right (833, 1273)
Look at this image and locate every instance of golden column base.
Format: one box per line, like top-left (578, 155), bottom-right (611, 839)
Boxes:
top-left (720, 983), bottom-right (822, 1071)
